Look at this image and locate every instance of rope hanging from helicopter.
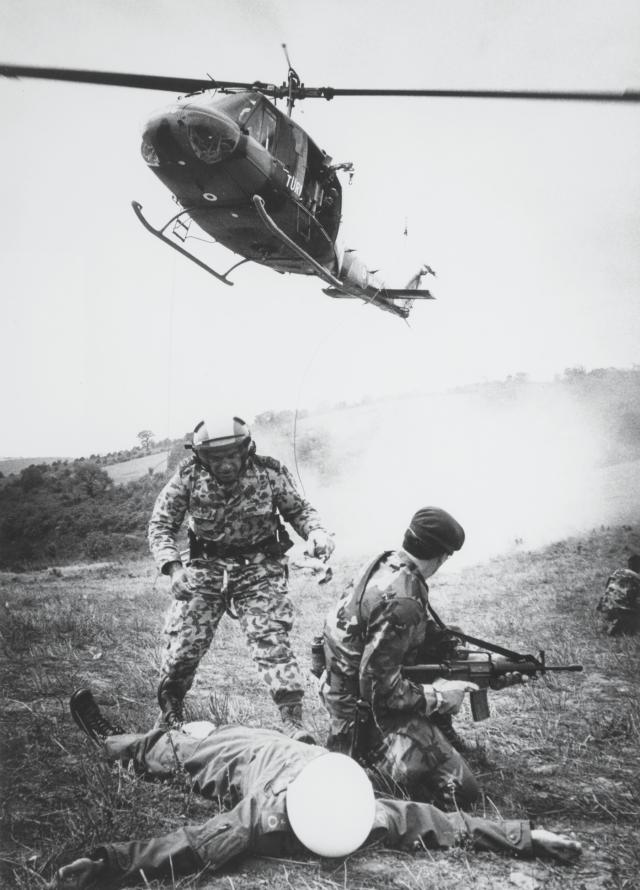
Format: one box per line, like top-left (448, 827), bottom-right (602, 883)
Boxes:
top-left (291, 323), bottom-right (341, 496)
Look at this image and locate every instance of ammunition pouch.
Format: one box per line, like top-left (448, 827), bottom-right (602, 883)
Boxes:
top-left (310, 635), bottom-right (326, 679)
top-left (350, 699), bottom-right (384, 768)
top-left (325, 668), bottom-right (360, 699)
top-left (188, 528), bottom-right (292, 563)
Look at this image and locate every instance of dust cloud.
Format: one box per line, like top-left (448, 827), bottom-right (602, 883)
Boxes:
top-left (258, 382), bottom-right (640, 566)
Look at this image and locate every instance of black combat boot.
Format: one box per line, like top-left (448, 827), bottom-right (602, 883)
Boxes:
top-left (431, 712), bottom-right (472, 753)
top-left (70, 688), bottom-right (125, 747)
top-left (279, 702), bottom-right (317, 745)
top-left (157, 678), bottom-right (185, 729)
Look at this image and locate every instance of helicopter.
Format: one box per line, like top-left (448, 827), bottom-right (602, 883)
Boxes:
top-left (2, 53), bottom-right (639, 320)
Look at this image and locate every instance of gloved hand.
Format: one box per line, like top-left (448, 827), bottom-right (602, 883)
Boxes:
top-left (490, 656), bottom-right (531, 689)
top-left (50, 857), bottom-right (105, 889)
top-left (490, 670), bottom-right (529, 690)
top-left (306, 529), bottom-right (335, 562)
top-left (168, 563), bottom-right (194, 601)
top-left (429, 678), bottom-right (480, 715)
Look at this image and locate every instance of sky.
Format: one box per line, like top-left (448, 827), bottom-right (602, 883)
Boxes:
top-left (1, 0), bottom-right (639, 458)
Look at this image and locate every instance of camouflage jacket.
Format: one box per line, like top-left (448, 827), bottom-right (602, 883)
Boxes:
top-left (596, 567), bottom-right (640, 633)
top-left (597, 568), bottom-right (640, 614)
top-left (92, 725), bottom-right (532, 883)
top-left (148, 454), bottom-right (325, 571)
top-left (324, 551), bottom-right (456, 723)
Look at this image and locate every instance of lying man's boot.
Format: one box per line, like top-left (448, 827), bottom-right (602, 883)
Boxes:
top-left (279, 702), bottom-right (317, 745)
top-left (157, 678), bottom-right (185, 729)
top-left (70, 688), bottom-right (125, 747)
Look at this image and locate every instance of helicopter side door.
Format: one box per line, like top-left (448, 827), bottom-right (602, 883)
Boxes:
top-left (239, 98), bottom-right (300, 202)
top-left (271, 115), bottom-right (304, 200)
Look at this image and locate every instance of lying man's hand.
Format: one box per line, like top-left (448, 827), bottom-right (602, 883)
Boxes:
top-left (51, 857), bottom-right (105, 889)
top-left (531, 829), bottom-right (582, 863)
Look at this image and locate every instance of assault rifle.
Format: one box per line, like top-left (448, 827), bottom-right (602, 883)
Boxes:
top-left (403, 649), bottom-right (583, 720)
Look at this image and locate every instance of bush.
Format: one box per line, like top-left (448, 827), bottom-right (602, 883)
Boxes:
top-left (83, 531), bottom-right (115, 559)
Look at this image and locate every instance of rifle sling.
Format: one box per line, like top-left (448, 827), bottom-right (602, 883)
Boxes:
top-left (425, 598), bottom-right (538, 664)
top-left (355, 552), bottom-right (538, 665)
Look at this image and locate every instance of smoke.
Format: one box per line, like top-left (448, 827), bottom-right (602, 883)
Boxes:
top-left (263, 382), bottom-right (640, 565)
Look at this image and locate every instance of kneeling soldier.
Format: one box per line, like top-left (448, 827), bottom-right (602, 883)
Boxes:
top-left (322, 506), bottom-right (480, 805)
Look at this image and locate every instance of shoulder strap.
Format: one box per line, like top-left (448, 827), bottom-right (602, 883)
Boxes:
top-left (252, 452), bottom-right (281, 472)
top-left (354, 551), bottom-right (393, 628)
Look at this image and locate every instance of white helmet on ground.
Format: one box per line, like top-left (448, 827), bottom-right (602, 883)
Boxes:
top-left (286, 752), bottom-right (375, 857)
top-left (181, 720), bottom-right (216, 739)
top-left (192, 416), bottom-right (251, 451)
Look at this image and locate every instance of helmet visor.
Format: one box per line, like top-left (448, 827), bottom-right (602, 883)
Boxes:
top-left (195, 438), bottom-right (248, 459)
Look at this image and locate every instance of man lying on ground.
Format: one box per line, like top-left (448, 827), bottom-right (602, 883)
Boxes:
top-left (52, 689), bottom-right (581, 888)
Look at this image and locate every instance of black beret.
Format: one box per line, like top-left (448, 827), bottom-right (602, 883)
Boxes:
top-left (628, 554), bottom-right (640, 574)
top-left (403, 507), bottom-right (465, 559)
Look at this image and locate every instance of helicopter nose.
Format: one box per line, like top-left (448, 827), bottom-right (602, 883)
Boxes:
top-left (141, 106), bottom-right (240, 167)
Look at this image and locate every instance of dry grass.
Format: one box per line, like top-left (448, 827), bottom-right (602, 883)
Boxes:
top-left (1, 525), bottom-right (639, 889)
top-left (104, 452), bottom-right (170, 485)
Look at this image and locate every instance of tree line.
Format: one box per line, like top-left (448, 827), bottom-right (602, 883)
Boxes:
top-left (0, 462), bottom-right (165, 570)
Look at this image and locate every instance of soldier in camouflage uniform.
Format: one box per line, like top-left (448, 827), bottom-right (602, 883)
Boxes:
top-left (322, 506), bottom-right (483, 806)
top-left (596, 554), bottom-right (640, 635)
top-left (55, 688), bottom-right (581, 888)
top-left (148, 416), bottom-right (334, 741)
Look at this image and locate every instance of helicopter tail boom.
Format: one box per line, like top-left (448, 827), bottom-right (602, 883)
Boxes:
top-left (372, 288), bottom-right (434, 298)
top-left (322, 287), bottom-right (434, 299)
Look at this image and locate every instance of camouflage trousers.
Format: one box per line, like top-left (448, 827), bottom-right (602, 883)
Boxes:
top-left (160, 557), bottom-right (304, 705)
top-left (321, 678), bottom-right (479, 806)
top-left (370, 713), bottom-right (480, 807)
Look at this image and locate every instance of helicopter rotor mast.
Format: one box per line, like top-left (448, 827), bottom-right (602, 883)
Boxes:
top-left (281, 44), bottom-right (301, 116)
top-left (1, 63), bottom-right (639, 104)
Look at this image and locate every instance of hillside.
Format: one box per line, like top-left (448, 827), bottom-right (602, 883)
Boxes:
top-left (0, 457), bottom-right (66, 476)
top-left (1, 368), bottom-right (638, 571)
top-left (255, 370), bottom-right (640, 563)
top-left (1, 523), bottom-right (638, 889)
top-left (103, 450), bottom-right (169, 483)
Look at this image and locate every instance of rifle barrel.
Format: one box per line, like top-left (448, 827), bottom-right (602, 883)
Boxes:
top-left (544, 664), bottom-right (583, 672)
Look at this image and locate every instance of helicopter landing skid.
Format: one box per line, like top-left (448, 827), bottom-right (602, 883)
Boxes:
top-left (252, 196), bottom-right (410, 319)
top-left (131, 201), bottom-right (248, 286)
top-left (252, 195), bottom-right (351, 291)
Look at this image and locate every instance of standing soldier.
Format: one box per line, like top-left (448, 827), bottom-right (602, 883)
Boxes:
top-left (322, 506), bottom-right (481, 805)
top-left (148, 415), bottom-right (334, 741)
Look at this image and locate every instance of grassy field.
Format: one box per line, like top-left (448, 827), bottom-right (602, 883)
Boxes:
top-left (1, 525), bottom-right (639, 890)
top-left (103, 452), bottom-right (170, 485)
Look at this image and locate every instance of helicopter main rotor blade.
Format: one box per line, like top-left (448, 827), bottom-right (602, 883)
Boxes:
top-left (301, 86), bottom-right (640, 104)
top-left (2, 64), bottom-right (638, 104)
top-left (0, 63), bottom-right (273, 94)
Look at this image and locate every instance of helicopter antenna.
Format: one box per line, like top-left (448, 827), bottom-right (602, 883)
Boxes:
top-left (281, 43), bottom-right (301, 116)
